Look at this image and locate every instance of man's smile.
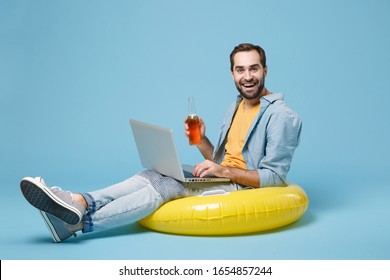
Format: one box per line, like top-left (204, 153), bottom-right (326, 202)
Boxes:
top-left (242, 82), bottom-right (256, 88)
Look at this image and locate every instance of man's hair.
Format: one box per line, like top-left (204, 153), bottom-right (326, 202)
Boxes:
top-left (230, 43), bottom-right (267, 71)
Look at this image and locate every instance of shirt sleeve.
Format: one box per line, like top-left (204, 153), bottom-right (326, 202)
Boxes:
top-left (257, 115), bottom-right (302, 187)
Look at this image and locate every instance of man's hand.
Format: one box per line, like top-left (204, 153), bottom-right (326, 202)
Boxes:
top-left (193, 159), bottom-right (261, 188)
top-left (193, 160), bottom-right (226, 178)
top-left (184, 117), bottom-right (206, 140)
top-left (184, 118), bottom-right (214, 160)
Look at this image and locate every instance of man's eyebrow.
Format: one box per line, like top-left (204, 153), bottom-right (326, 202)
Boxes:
top-left (234, 64), bottom-right (260, 69)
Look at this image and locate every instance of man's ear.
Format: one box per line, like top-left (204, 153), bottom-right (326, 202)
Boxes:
top-left (264, 66), bottom-right (268, 77)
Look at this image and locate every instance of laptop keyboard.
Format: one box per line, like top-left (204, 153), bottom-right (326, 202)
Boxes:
top-left (183, 170), bottom-right (195, 178)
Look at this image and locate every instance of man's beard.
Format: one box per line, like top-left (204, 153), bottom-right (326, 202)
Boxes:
top-left (235, 77), bottom-right (265, 100)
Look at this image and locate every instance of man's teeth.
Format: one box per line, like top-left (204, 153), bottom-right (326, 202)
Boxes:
top-left (243, 83), bottom-right (255, 87)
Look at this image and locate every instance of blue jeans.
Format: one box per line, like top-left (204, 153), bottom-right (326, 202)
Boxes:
top-left (81, 171), bottom-right (242, 233)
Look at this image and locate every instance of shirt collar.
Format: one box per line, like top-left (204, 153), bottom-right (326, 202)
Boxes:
top-left (261, 92), bottom-right (284, 104)
top-left (236, 92), bottom-right (284, 105)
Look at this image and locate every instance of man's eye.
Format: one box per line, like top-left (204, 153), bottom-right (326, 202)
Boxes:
top-left (250, 67), bottom-right (259, 72)
top-left (236, 69), bottom-right (244, 74)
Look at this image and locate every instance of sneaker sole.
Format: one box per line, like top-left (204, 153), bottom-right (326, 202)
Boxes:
top-left (20, 178), bottom-right (82, 225)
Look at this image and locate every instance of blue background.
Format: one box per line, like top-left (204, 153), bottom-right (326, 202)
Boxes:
top-left (1, 0), bottom-right (389, 259)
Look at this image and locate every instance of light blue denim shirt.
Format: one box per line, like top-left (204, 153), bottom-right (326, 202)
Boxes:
top-left (213, 93), bottom-right (302, 187)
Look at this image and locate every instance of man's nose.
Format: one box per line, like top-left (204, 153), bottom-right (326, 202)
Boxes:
top-left (244, 70), bottom-right (253, 80)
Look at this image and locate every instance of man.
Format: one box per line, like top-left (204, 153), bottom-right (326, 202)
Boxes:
top-left (20, 43), bottom-right (302, 242)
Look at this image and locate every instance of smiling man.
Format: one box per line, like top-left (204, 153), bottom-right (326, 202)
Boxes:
top-left (20, 43), bottom-right (302, 242)
top-left (191, 43), bottom-right (302, 188)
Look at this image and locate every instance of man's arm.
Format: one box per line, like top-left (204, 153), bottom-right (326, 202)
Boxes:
top-left (221, 165), bottom-right (260, 187)
top-left (196, 136), bottom-right (214, 160)
top-left (185, 117), bottom-right (260, 187)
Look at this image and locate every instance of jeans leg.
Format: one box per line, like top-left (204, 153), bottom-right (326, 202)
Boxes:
top-left (82, 175), bottom-right (164, 233)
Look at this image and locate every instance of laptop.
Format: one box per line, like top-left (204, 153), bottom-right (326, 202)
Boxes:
top-left (129, 119), bottom-right (230, 183)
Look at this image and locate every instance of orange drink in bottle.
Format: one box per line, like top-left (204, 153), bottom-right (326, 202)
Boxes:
top-left (187, 96), bottom-right (201, 145)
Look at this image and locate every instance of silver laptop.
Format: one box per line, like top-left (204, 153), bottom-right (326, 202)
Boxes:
top-left (129, 119), bottom-right (230, 183)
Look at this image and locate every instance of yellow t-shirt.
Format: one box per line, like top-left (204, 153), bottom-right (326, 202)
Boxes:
top-left (221, 100), bottom-right (260, 169)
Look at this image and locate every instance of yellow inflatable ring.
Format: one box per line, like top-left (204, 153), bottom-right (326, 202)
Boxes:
top-left (139, 184), bottom-right (309, 235)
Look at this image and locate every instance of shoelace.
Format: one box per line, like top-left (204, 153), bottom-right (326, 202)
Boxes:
top-left (50, 186), bottom-right (75, 202)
